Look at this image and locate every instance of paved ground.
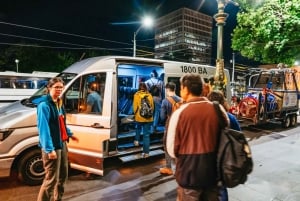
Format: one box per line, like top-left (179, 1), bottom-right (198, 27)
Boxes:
top-left (66, 118), bottom-right (300, 201)
top-left (229, 128), bottom-right (300, 201)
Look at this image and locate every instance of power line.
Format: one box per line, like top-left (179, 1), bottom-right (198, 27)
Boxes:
top-left (0, 32), bottom-right (99, 48)
top-left (0, 21), bottom-right (154, 50)
top-left (0, 21), bottom-right (130, 45)
top-left (0, 32), bottom-right (157, 53)
top-left (0, 31), bottom-right (155, 54)
top-left (0, 42), bottom-right (134, 54)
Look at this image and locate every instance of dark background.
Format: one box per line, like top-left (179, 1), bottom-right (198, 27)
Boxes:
top-left (0, 0), bottom-right (254, 70)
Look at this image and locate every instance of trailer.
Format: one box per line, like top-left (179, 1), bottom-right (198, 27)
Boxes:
top-left (236, 67), bottom-right (299, 128)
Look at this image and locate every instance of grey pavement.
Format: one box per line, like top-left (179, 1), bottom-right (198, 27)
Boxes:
top-left (67, 118), bottom-right (300, 201)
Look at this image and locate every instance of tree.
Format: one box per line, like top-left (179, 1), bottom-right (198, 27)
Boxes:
top-left (0, 44), bottom-right (107, 72)
top-left (232, 0), bottom-right (300, 66)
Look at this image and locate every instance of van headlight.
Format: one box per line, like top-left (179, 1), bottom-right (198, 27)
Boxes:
top-left (0, 129), bottom-right (13, 141)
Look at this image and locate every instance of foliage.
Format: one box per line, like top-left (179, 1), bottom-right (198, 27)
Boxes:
top-left (232, 0), bottom-right (300, 66)
top-left (0, 44), bottom-right (106, 72)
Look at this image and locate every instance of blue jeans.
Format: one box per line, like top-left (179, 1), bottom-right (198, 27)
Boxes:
top-left (163, 130), bottom-right (174, 169)
top-left (135, 122), bottom-right (152, 154)
top-left (220, 186), bottom-right (228, 201)
top-left (153, 101), bottom-right (161, 130)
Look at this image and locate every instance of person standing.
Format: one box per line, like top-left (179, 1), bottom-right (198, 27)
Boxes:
top-left (145, 70), bottom-right (163, 132)
top-left (133, 82), bottom-right (154, 158)
top-left (86, 82), bottom-right (102, 114)
top-left (207, 90), bottom-right (241, 201)
top-left (159, 82), bottom-right (181, 175)
top-left (37, 77), bottom-right (78, 201)
top-left (166, 74), bottom-right (229, 201)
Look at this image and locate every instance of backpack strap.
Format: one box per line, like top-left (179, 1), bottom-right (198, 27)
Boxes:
top-left (150, 78), bottom-right (161, 87)
top-left (150, 79), bottom-right (154, 86)
top-left (166, 96), bottom-right (177, 106)
top-left (150, 78), bottom-right (156, 86)
top-left (212, 101), bottom-right (227, 129)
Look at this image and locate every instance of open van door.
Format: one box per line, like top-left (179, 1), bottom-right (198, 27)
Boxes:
top-left (64, 71), bottom-right (113, 175)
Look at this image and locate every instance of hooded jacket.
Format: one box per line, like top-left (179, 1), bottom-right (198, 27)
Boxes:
top-left (37, 94), bottom-right (73, 153)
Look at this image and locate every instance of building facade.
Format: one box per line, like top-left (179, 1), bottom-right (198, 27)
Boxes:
top-left (154, 7), bottom-right (213, 64)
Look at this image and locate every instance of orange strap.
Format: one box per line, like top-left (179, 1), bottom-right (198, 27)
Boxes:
top-left (167, 96), bottom-right (176, 106)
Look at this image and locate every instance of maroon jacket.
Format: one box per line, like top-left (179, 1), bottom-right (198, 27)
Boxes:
top-left (166, 97), bottom-right (228, 189)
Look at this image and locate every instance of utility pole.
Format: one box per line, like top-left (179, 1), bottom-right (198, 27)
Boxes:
top-left (232, 52), bottom-right (235, 83)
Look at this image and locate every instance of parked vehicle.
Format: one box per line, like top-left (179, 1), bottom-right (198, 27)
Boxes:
top-left (0, 71), bottom-right (58, 107)
top-left (237, 67), bottom-right (299, 127)
top-left (0, 56), bottom-right (231, 185)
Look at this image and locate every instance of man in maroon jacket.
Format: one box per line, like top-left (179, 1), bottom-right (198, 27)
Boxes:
top-left (166, 74), bottom-right (229, 201)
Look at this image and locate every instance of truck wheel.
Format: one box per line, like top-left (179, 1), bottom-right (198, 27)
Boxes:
top-left (290, 114), bottom-right (297, 127)
top-left (282, 115), bottom-right (291, 128)
top-left (18, 149), bottom-right (45, 186)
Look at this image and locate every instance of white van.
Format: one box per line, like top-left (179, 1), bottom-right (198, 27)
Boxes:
top-left (0, 56), bottom-right (231, 185)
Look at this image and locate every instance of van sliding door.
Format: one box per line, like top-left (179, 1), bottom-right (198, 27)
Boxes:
top-left (64, 72), bottom-right (113, 176)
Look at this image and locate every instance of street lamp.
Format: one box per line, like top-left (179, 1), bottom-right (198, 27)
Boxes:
top-left (231, 52), bottom-right (235, 83)
top-left (15, 59), bottom-right (19, 73)
top-left (213, 0), bottom-right (238, 92)
top-left (133, 16), bottom-right (154, 57)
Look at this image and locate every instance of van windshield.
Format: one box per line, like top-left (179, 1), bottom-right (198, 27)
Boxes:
top-left (22, 73), bottom-right (77, 107)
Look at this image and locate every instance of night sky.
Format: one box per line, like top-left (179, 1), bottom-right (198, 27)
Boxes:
top-left (0, 0), bottom-right (241, 64)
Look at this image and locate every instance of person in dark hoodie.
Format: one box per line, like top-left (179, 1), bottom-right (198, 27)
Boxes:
top-left (207, 90), bottom-right (241, 201)
top-left (37, 77), bottom-right (78, 201)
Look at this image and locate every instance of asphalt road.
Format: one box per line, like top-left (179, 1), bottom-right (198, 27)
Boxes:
top-left (0, 155), bottom-right (166, 201)
top-left (0, 121), bottom-right (298, 201)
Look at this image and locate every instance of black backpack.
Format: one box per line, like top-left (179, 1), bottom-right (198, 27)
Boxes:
top-left (149, 80), bottom-right (161, 97)
top-left (213, 102), bottom-right (253, 188)
top-left (139, 95), bottom-right (153, 119)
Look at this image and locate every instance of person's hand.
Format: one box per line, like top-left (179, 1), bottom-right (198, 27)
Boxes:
top-left (70, 135), bottom-right (79, 143)
top-left (48, 150), bottom-right (57, 159)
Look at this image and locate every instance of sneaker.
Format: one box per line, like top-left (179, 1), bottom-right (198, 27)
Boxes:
top-left (143, 153), bottom-right (149, 158)
top-left (84, 172), bottom-right (96, 180)
top-left (159, 167), bottom-right (173, 175)
top-left (133, 140), bottom-right (139, 146)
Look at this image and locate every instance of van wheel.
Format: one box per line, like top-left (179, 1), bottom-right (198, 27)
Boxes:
top-left (282, 115), bottom-right (290, 128)
top-left (18, 149), bottom-right (44, 186)
top-left (290, 114), bottom-right (297, 127)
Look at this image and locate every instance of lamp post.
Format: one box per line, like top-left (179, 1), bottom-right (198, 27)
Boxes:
top-left (231, 52), bottom-right (235, 83)
top-left (133, 16), bottom-right (154, 57)
top-left (213, 0), bottom-right (238, 92)
top-left (15, 59), bottom-right (19, 73)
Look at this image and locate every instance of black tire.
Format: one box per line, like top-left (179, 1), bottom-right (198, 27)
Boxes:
top-left (282, 115), bottom-right (291, 128)
top-left (290, 114), bottom-right (297, 127)
top-left (18, 149), bottom-right (45, 186)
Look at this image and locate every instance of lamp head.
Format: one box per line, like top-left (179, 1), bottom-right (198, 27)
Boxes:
top-left (142, 16), bottom-right (154, 28)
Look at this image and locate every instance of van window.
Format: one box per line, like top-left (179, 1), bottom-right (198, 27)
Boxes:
top-left (64, 73), bottom-right (106, 114)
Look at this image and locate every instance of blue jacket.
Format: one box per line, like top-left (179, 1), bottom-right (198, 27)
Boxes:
top-left (37, 94), bottom-right (72, 153)
top-left (228, 112), bottom-right (241, 131)
top-left (160, 95), bottom-right (181, 124)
